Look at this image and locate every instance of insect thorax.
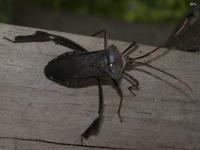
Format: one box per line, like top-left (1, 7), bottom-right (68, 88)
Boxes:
top-left (106, 45), bottom-right (124, 81)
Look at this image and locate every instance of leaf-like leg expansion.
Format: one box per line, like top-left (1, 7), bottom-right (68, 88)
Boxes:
top-left (91, 29), bottom-right (107, 49)
top-left (112, 79), bottom-right (123, 122)
top-left (4, 31), bottom-right (87, 53)
top-left (81, 79), bottom-right (104, 144)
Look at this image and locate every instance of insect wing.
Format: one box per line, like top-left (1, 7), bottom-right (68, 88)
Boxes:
top-left (45, 50), bottom-right (109, 85)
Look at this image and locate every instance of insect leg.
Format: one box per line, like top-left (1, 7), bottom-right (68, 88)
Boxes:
top-left (91, 29), bottom-right (107, 49)
top-left (122, 72), bottom-right (140, 96)
top-left (112, 79), bottom-right (123, 122)
top-left (4, 31), bottom-right (88, 53)
top-left (121, 42), bottom-right (138, 56)
top-left (81, 79), bottom-right (104, 144)
top-left (128, 85), bottom-right (139, 96)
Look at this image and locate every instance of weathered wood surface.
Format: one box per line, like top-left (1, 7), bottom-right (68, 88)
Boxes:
top-left (0, 23), bottom-right (199, 150)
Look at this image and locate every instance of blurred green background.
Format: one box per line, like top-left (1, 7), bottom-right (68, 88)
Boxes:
top-left (0, 0), bottom-right (12, 23)
top-left (0, 0), bottom-right (189, 23)
top-left (0, 0), bottom-right (191, 46)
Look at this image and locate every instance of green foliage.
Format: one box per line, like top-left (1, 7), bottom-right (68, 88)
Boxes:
top-left (0, 0), bottom-right (12, 23)
top-left (30, 0), bottom-right (189, 23)
top-left (0, 0), bottom-right (190, 23)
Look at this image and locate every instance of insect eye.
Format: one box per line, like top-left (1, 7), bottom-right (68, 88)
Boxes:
top-left (106, 56), bottom-right (113, 73)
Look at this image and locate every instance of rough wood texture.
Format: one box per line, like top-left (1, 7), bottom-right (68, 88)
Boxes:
top-left (0, 23), bottom-right (199, 150)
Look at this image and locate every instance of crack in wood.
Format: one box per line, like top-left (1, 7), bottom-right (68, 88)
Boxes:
top-left (135, 111), bottom-right (153, 115)
top-left (158, 145), bottom-right (196, 150)
top-left (0, 137), bottom-right (134, 150)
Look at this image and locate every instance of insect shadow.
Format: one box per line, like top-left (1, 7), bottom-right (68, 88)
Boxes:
top-left (4, 29), bottom-right (192, 144)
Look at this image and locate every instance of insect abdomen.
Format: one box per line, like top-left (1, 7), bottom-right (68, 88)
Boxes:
top-left (44, 50), bottom-right (110, 84)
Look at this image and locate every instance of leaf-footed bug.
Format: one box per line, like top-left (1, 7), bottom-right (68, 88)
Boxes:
top-left (4, 29), bottom-right (192, 144)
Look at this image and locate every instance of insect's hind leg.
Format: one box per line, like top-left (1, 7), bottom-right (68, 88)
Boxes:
top-left (91, 29), bottom-right (107, 49)
top-left (4, 31), bottom-right (87, 53)
top-left (81, 79), bottom-right (104, 144)
top-left (4, 31), bottom-right (53, 43)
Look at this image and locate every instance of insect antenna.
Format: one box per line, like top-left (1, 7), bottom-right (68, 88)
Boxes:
top-left (130, 61), bottom-right (193, 92)
top-left (174, 17), bottom-right (190, 37)
top-left (133, 45), bottom-right (164, 60)
top-left (121, 42), bottom-right (138, 57)
top-left (131, 14), bottom-right (191, 60)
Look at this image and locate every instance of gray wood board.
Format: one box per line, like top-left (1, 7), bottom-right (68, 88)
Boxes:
top-left (0, 23), bottom-right (199, 150)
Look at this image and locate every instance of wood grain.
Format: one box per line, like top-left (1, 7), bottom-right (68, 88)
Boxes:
top-left (0, 23), bottom-right (199, 150)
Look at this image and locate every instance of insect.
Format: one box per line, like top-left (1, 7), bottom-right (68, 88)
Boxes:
top-left (165, 0), bottom-right (200, 52)
top-left (4, 29), bottom-right (192, 144)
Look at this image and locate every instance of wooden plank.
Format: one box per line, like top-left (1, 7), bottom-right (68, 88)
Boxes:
top-left (0, 23), bottom-right (200, 150)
